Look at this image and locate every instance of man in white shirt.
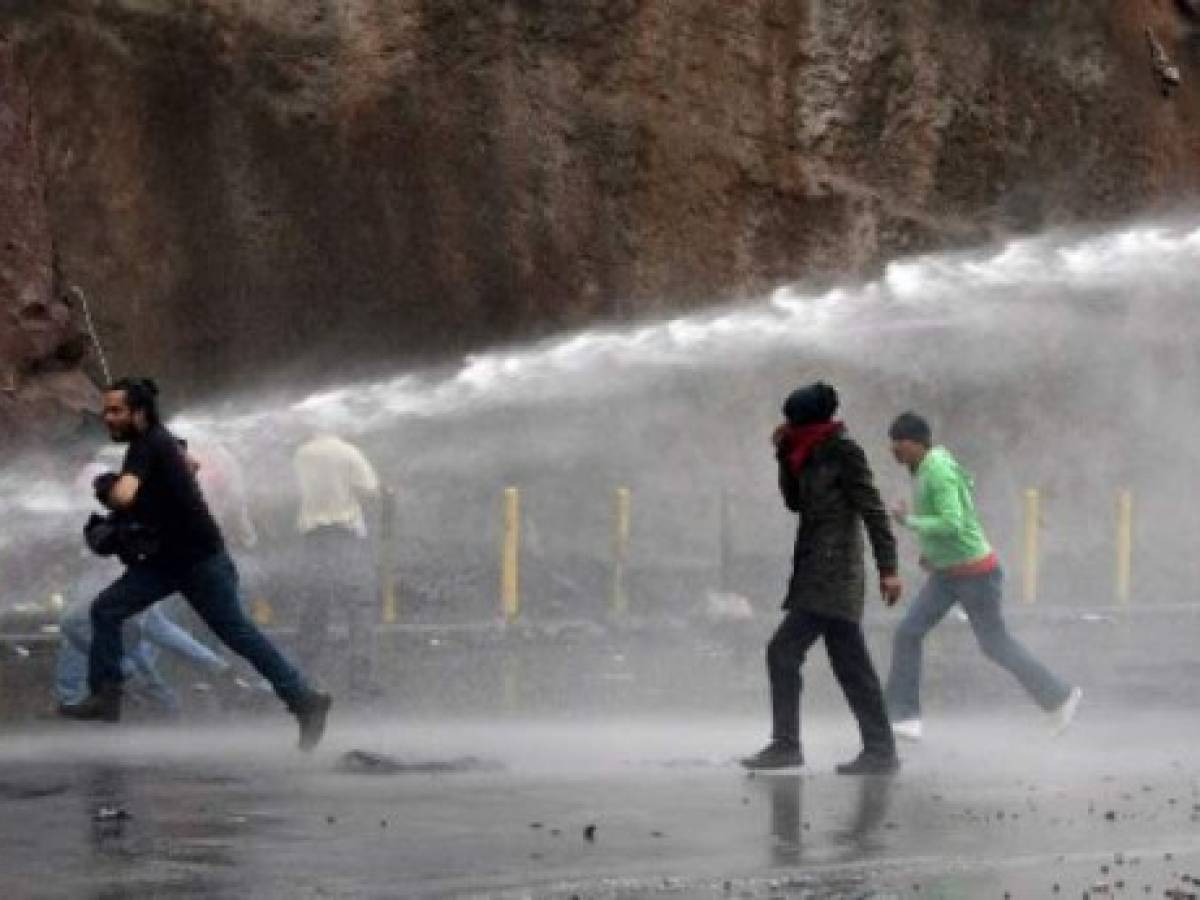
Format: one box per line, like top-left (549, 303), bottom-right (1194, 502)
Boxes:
top-left (293, 433), bottom-right (382, 700)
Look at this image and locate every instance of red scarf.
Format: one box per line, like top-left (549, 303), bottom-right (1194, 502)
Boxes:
top-left (779, 421), bottom-right (844, 474)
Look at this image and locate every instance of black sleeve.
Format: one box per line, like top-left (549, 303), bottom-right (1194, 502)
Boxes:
top-left (122, 437), bottom-right (155, 481)
top-left (776, 451), bottom-right (800, 513)
top-left (840, 438), bottom-right (898, 576)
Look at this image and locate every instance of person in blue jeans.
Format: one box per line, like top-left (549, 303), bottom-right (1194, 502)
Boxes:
top-left (60, 378), bottom-right (331, 751)
top-left (55, 560), bottom-right (232, 716)
top-left (883, 412), bottom-right (1082, 742)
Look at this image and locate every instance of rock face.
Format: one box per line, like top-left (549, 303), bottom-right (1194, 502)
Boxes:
top-left (0, 35), bottom-right (94, 451)
top-left (2, 1), bottom-right (1200, 427)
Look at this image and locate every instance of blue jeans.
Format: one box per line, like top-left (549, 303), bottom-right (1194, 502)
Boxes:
top-left (58, 599), bottom-right (227, 710)
top-left (58, 601), bottom-right (170, 709)
top-left (88, 551), bottom-right (312, 710)
top-left (884, 566), bottom-right (1071, 721)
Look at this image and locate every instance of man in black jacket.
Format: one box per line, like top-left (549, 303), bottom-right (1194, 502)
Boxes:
top-left (741, 382), bottom-right (903, 774)
top-left (61, 378), bottom-right (332, 751)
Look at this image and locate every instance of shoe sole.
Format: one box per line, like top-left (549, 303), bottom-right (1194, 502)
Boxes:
top-left (836, 763), bottom-right (900, 776)
top-left (739, 759), bottom-right (803, 771)
top-left (58, 708), bottom-right (120, 724)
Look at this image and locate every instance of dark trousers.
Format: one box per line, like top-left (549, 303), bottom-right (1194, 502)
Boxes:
top-left (296, 526), bottom-right (376, 691)
top-left (767, 609), bottom-right (895, 757)
top-left (884, 566), bottom-right (1070, 721)
top-left (89, 551), bottom-right (311, 709)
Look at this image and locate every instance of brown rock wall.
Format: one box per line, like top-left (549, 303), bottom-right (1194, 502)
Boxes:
top-left (1, 0), bottom-right (1199, 432)
top-left (0, 35), bottom-right (93, 449)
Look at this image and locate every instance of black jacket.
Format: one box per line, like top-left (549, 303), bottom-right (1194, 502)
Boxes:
top-left (778, 431), bottom-right (897, 622)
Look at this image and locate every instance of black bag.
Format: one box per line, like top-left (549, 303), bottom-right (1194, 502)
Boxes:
top-left (84, 513), bottom-right (120, 557)
top-left (118, 519), bottom-right (162, 565)
top-left (83, 512), bottom-right (161, 565)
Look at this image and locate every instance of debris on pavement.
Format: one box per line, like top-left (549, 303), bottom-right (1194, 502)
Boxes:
top-left (336, 749), bottom-right (500, 775)
top-left (93, 806), bottom-right (130, 822)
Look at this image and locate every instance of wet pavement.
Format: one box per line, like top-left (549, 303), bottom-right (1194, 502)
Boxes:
top-left (4, 708), bottom-right (1200, 898)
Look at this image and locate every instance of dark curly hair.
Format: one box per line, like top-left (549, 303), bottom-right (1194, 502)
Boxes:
top-left (107, 377), bottom-right (161, 427)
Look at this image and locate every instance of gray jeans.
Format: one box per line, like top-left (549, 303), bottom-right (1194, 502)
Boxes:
top-left (296, 526), bottom-right (377, 691)
top-left (884, 566), bottom-right (1071, 721)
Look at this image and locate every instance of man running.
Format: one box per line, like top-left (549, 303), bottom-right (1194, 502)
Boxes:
top-left (884, 411), bottom-right (1082, 742)
top-left (61, 378), bottom-right (332, 750)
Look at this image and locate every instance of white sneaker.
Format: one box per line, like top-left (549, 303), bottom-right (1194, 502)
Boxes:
top-left (1050, 687), bottom-right (1083, 736)
top-left (892, 719), bottom-right (923, 742)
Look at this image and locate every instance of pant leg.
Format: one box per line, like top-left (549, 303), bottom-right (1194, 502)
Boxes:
top-left (294, 531), bottom-right (334, 678)
top-left (142, 605), bottom-right (228, 674)
top-left (958, 568), bottom-right (1071, 711)
top-left (55, 639), bottom-right (89, 705)
top-left (344, 534), bottom-right (377, 691)
top-left (824, 618), bottom-right (896, 757)
top-left (180, 552), bottom-right (312, 710)
top-left (88, 566), bottom-right (177, 693)
top-left (58, 633), bottom-right (141, 704)
top-left (345, 597), bottom-right (376, 691)
top-left (60, 598), bottom-right (96, 656)
top-left (766, 609), bottom-right (826, 749)
top-left (883, 574), bottom-right (958, 721)
top-left (125, 639), bottom-right (181, 715)
top-left (60, 600), bottom-right (140, 700)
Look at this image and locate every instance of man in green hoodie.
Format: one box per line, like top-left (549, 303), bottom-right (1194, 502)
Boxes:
top-left (883, 412), bottom-right (1082, 742)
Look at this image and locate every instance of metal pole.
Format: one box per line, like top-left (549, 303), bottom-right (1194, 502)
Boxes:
top-left (379, 485), bottom-right (398, 624)
top-left (71, 285), bottom-right (112, 384)
top-left (612, 487), bottom-right (631, 618)
top-left (250, 596), bottom-right (274, 626)
top-left (1022, 488), bottom-right (1040, 605)
top-left (501, 487), bottom-right (520, 623)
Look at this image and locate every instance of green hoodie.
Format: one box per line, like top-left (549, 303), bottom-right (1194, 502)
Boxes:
top-left (903, 446), bottom-right (993, 569)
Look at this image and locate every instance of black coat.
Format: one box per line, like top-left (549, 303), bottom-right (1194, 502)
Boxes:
top-left (778, 431), bottom-right (897, 622)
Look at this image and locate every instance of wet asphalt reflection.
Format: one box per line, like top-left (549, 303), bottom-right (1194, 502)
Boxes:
top-left (3, 711), bottom-right (1200, 897)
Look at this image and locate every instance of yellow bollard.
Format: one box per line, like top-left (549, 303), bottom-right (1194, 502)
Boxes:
top-left (612, 487), bottom-right (631, 618)
top-left (1021, 489), bottom-right (1040, 605)
top-left (501, 487), bottom-right (520, 623)
top-left (381, 577), bottom-right (398, 625)
top-left (379, 486), bottom-right (398, 624)
top-left (250, 596), bottom-right (274, 626)
top-left (1116, 488), bottom-right (1133, 607)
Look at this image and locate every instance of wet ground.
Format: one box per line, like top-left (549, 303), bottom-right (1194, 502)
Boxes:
top-left (5, 707), bottom-right (1200, 898)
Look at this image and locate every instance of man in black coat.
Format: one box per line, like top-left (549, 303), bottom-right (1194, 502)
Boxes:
top-left (62, 378), bottom-right (332, 752)
top-left (741, 382), bottom-right (903, 774)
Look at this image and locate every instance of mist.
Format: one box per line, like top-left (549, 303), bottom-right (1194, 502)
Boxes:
top-left (6, 215), bottom-right (1200, 899)
top-left (6, 217), bottom-right (1197, 620)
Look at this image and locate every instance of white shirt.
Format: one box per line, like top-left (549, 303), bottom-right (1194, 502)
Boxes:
top-left (293, 435), bottom-right (380, 537)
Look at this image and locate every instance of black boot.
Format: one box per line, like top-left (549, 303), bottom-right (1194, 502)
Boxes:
top-left (59, 683), bottom-right (122, 723)
top-left (835, 750), bottom-right (899, 775)
top-left (292, 691), bottom-right (333, 752)
top-left (740, 740), bottom-right (803, 770)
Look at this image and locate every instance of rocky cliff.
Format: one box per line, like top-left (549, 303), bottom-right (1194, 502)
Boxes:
top-left (2, 0), bottom-right (1200, 443)
top-left (0, 35), bottom-right (93, 448)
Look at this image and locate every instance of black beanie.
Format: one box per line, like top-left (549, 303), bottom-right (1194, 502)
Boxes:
top-left (782, 381), bottom-right (839, 425)
top-left (888, 411), bottom-right (932, 446)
